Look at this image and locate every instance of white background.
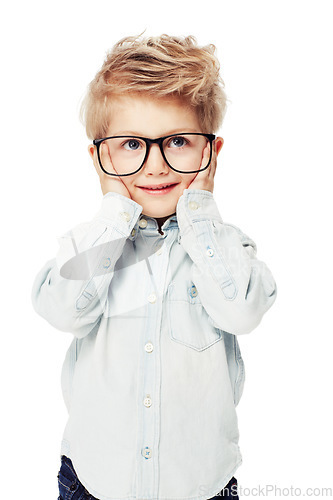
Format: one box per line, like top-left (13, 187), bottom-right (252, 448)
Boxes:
top-left (1, 1), bottom-right (332, 498)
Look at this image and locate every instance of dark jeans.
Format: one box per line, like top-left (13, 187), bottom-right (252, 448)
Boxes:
top-left (208, 476), bottom-right (239, 499)
top-left (58, 455), bottom-right (239, 500)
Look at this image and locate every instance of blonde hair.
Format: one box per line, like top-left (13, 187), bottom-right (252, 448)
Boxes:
top-left (80, 34), bottom-right (228, 139)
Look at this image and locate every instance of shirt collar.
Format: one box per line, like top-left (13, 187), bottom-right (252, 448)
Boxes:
top-left (130, 213), bottom-right (178, 240)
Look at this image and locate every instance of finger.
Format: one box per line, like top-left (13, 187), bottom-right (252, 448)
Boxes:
top-left (199, 143), bottom-right (211, 172)
top-left (100, 143), bottom-right (120, 176)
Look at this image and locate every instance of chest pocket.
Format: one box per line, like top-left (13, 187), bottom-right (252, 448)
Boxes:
top-left (167, 280), bottom-right (223, 351)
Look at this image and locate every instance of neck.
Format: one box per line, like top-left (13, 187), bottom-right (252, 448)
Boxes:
top-left (155, 213), bottom-right (176, 231)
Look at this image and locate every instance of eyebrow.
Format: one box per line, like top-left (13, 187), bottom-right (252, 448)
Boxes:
top-left (108, 128), bottom-right (201, 137)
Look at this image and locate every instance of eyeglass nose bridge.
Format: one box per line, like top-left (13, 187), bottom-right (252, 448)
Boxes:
top-left (141, 137), bottom-right (169, 169)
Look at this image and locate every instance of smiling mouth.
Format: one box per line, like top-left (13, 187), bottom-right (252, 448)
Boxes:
top-left (138, 183), bottom-right (178, 190)
top-left (137, 183), bottom-right (179, 194)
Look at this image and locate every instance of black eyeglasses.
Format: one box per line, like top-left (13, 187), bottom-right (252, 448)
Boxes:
top-left (93, 132), bottom-right (216, 176)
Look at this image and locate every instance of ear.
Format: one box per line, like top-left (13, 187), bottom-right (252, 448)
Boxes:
top-left (215, 136), bottom-right (224, 156)
top-left (88, 144), bottom-right (101, 177)
top-left (88, 144), bottom-right (95, 159)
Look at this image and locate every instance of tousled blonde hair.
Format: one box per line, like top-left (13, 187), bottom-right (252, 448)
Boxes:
top-left (80, 34), bottom-right (228, 139)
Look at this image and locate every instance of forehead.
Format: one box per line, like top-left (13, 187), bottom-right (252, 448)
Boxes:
top-left (106, 94), bottom-right (202, 136)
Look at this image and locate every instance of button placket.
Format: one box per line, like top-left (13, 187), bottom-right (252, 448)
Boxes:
top-left (137, 227), bottom-right (178, 499)
top-left (138, 263), bottom-right (158, 486)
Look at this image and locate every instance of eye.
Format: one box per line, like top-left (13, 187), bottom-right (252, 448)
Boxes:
top-left (168, 136), bottom-right (188, 148)
top-left (123, 139), bottom-right (142, 151)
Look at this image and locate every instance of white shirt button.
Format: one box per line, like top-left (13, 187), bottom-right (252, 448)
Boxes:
top-left (144, 396), bottom-right (152, 407)
top-left (145, 342), bottom-right (154, 353)
top-left (102, 257), bottom-right (111, 269)
top-left (189, 201), bottom-right (199, 210)
top-left (139, 219), bottom-right (148, 228)
top-left (148, 293), bottom-right (156, 303)
top-left (141, 447), bottom-right (152, 459)
top-left (120, 212), bottom-right (131, 222)
top-left (207, 247), bottom-right (214, 257)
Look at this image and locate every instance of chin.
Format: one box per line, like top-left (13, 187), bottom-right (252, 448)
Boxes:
top-left (143, 205), bottom-right (176, 218)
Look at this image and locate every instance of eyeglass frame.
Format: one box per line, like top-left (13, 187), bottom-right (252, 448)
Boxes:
top-left (93, 132), bottom-right (216, 176)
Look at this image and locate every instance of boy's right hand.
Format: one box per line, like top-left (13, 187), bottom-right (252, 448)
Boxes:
top-left (89, 144), bottom-right (132, 199)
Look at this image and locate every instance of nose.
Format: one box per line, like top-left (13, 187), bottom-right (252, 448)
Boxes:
top-left (143, 143), bottom-right (169, 175)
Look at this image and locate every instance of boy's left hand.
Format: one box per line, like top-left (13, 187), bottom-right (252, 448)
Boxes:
top-left (186, 138), bottom-right (222, 193)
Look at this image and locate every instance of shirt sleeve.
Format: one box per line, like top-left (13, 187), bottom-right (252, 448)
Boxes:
top-left (176, 188), bottom-right (277, 335)
top-left (31, 192), bottom-right (143, 338)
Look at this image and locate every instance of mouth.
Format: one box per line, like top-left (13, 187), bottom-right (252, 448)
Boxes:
top-left (137, 183), bottom-right (179, 195)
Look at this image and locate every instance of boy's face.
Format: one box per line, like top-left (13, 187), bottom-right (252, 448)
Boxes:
top-left (95, 94), bottom-right (219, 220)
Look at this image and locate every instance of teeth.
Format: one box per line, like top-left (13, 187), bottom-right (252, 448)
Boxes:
top-left (147, 185), bottom-right (171, 190)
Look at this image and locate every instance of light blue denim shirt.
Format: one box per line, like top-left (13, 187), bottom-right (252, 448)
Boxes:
top-left (31, 188), bottom-right (277, 500)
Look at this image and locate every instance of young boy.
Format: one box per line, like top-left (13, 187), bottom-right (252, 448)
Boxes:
top-left (31, 34), bottom-right (277, 500)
